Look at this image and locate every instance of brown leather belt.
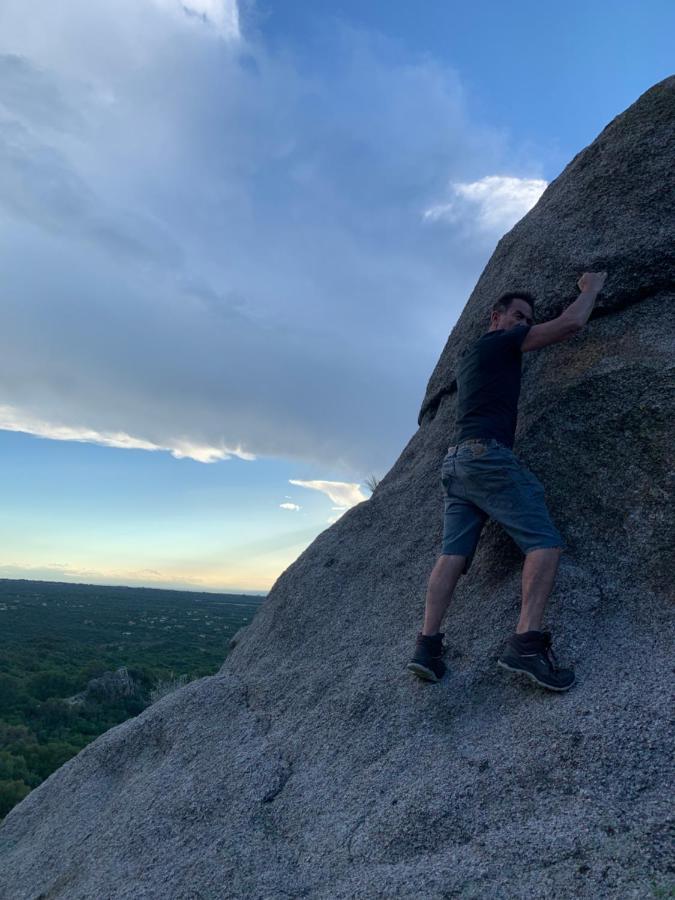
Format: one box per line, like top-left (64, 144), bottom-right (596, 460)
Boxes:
top-left (447, 437), bottom-right (504, 453)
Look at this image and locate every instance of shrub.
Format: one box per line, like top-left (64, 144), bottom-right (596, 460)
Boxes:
top-left (149, 674), bottom-right (195, 704)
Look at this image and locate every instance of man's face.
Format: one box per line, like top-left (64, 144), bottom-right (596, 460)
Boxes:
top-left (490, 297), bottom-right (534, 331)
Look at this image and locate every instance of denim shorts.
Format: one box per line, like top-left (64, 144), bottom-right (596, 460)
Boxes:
top-left (441, 438), bottom-right (565, 572)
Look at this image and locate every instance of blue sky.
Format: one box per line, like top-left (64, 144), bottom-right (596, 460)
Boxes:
top-left (0, 0), bottom-right (671, 592)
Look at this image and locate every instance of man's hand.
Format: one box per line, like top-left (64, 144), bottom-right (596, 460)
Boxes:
top-left (577, 271), bottom-right (607, 294)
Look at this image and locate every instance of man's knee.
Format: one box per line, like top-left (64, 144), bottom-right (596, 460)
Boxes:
top-left (437, 553), bottom-right (468, 573)
top-left (525, 545), bottom-right (563, 558)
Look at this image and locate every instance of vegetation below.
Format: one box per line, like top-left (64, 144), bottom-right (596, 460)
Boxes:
top-left (0, 578), bottom-right (263, 819)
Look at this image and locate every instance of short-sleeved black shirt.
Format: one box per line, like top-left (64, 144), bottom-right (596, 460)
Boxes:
top-left (454, 324), bottom-right (531, 449)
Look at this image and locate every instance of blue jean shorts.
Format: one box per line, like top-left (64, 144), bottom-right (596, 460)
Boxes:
top-left (441, 438), bottom-right (565, 572)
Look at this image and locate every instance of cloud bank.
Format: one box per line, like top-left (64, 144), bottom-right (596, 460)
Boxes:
top-left (0, 0), bottom-right (547, 477)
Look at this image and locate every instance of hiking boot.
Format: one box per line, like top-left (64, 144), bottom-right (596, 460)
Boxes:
top-left (497, 630), bottom-right (575, 692)
top-left (406, 632), bottom-right (447, 683)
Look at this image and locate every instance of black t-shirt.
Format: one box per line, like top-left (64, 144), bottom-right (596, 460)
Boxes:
top-left (454, 324), bottom-right (531, 449)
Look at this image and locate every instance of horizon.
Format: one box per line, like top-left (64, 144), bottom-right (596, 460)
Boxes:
top-left (0, 0), bottom-right (672, 592)
top-left (0, 574), bottom-right (267, 598)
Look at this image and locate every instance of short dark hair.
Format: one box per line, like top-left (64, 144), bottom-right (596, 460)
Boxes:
top-left (492, 291), bottom-right (537, 319)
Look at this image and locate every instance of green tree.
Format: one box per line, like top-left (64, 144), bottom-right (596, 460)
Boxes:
top-left (22, 741), bottom-right (77, 782)
top-left (27, 671), bottom-right (78, 702)
top-left (32, 698), bottom-right (75, 730)
top-left (0, 723), bottom-right (32, 749)
top-left (0, 750), bottom-right (30, 782)
top-left (0, 779), bottom-right (31, 819)
top-left (0, 674), bottom-right (29, 714)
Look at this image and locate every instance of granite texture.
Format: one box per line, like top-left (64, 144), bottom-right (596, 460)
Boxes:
top-left (0, 77), bottom-right (673, 900)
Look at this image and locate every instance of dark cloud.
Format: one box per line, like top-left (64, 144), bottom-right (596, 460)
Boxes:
top-left (0, 1), bottom-right (542, 476)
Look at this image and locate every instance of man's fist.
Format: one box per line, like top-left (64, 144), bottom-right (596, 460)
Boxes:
top-left (577, 271), bottom-right (607, 293)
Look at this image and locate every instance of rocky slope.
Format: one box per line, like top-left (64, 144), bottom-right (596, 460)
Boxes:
top-left (1, 77), bottom-right (673, 900)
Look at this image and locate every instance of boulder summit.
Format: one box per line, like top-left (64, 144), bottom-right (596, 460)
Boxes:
top-left (1, 76), bottom-right (673, 900)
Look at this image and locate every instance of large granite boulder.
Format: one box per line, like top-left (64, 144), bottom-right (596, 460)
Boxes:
top-left (1, 77), bottom-right (673, 900)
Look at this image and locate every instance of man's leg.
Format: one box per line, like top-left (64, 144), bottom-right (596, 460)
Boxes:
top-left (407, 554), bottom-right (467, 682)
top-left (498, 546), bottom-right (574, 691)
top-left (422, 553), bottom-right (467, 636)
top-left (408, 452), bottom-right (484, 683)
top-left (516, 547), bottom-right (562, 633)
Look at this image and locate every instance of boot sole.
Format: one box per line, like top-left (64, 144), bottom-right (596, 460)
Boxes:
top-left (496, 659), bottom-right (575, 692)
top-left (406, 662), bottom-right (440, 683)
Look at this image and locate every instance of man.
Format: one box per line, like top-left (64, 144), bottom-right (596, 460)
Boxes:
top-left (407, 270), bottom-right (608, 692)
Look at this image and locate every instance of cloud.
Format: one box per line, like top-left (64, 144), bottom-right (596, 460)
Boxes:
top-left (161, 0), bottom-right (240, 38)
top-left (280, 502), bottom-right (301, 511)
top-left (0, 404), bottom-right (254, 463)
top-left (0, 3), bottom-right (546, 477)
top-left (289, 479), bottom-right (367, 508)
top-left (424, 175), bottom-right (547, 233)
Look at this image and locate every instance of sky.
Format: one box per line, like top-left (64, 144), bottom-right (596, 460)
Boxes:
top-left (0, 0), bottom-right (671, 593)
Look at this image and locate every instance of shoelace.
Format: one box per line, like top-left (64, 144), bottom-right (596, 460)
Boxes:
top-left (541, 632), bottom-right (559, 671)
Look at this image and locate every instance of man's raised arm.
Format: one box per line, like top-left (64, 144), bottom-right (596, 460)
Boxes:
top-left (521, 271), bottom-right (608, 353)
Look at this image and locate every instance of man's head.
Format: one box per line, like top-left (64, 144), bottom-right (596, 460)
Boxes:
top-left (489, 291), bottom-right (536, 332)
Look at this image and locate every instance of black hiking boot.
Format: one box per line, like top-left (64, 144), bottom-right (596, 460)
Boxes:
top-left (497, 630), bottom-right (575, 692)
top-left (406, 632), bottom-right (447, 683)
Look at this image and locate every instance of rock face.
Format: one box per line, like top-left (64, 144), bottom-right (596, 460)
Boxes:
top-left (1, 78), bottom-right (674, 900)
top-left (86, 667), bottom-right (139, 702)
top-left (65, 666), bottom-right (139, 706)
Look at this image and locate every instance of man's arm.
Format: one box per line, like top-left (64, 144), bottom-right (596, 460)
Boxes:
top-left (521, 271), bottom-right (608, 353)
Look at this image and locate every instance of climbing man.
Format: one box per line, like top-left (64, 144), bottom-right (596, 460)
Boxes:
top-left (407, 271), bottom-right (608, 691)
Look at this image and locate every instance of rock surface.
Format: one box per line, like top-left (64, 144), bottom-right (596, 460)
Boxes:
top-left (65, 666), bottom-right (139, 706)
top-left (1, 77), bottom-right (674, 900)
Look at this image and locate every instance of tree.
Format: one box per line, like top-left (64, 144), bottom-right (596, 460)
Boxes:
top-left (0, 779), bottom-right (30, 819)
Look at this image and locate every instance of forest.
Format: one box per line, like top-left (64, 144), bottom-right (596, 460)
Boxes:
top-left (0, 578), bottom-right (263, 819)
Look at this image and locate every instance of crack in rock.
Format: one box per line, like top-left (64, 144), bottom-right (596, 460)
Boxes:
top-left (418, 287), bottom-right (675, 425)
top-left (261, 758), bottom-right (292, 804)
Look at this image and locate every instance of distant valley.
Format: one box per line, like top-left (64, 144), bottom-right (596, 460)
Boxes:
top-left (0, 578), bottom-right (264, 818)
